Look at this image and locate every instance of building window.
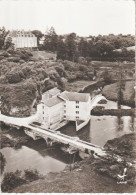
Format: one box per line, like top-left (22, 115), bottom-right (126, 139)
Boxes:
top-left (76, 106), bottom-right (79, 108)
top-left (43, 111), bottom-right (44, 114)
top-left (76, 111), bottom-right (79, 114)
top-left (64, 105), bottom-right (66, 107)
top-left (76, 116), bottom-right (79, 119)
top-left (43, 117), bottom-right (44, 120)
top-left (76, 101), bottom-right (79, 104)
top-left (43, 106), bottom-right (44, 109)
top-left (64, 110), bottom-right (66, 113)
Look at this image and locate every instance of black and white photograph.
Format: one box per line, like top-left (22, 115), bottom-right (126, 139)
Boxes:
top-left (0, 0), bottom-right (135, 193)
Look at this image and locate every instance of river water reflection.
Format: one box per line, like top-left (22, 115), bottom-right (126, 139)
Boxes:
top-left (1, 146), bottom-right (67, 177)
top-left (1, 140), bottom-right (72, 178)
top-left (60, 115), bottom-right (135, 147)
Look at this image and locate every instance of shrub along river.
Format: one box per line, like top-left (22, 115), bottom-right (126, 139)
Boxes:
top-left (1, 95), bottom-right (135, 178)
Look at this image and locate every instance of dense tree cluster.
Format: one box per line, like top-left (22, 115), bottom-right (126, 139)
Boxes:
top-left (43, 28), bottom-right (134, 62)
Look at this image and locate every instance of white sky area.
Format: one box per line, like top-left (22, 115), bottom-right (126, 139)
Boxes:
top-left (0, 0), bottom-right (135, 36)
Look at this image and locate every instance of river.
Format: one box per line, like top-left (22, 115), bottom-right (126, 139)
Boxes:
top-left (1, 98), bottom-right (135, 178)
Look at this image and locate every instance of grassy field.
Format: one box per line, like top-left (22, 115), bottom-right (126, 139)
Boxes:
top-left (102, 81), bottom-right (135, 107)
top-left (32, 51), bottom-right (56, 60)
top-left (65, 80), bottom-right (96, 92)
top-left (92, 61), bottom-right (135, 68)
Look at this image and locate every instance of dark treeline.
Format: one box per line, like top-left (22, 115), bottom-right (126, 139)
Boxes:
top-left (41, 27), bottom-right (135, 62)
top-left (0, 26), bottom-right (135, 62)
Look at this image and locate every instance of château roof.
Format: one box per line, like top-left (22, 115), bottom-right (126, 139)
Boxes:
top-left (59, 91), bottom-right (90, 102)
top-left (9, 30), bottom-right (35, 37)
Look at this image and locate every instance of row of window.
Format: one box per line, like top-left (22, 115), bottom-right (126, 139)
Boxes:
top-left (64, 101), bottom-right (79, 106)
top-left (16, 35), bottom-right (35, 37)
top-left (64, 105), bottom-right (79, 108)
top-left (64, 110), bottom-right (79, 114)
top-left (64, 116), bottom-right (79, 119)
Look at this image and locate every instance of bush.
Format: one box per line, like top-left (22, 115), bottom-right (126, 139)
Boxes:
top-left (7, 49), bottom-right (16, 55)
top-left (26, 51), bottom-right (33, 56)
top-left (1, 169), bottom-right (41, 192)
top-left (1, 170), bottom-right (25, 192)
top-left (79, 64), bottom-right (88, 72)
top-left (63, 60), bottom-right (79, 71)
top-left (20, 53), bottom-right (29, 61)
top-left (0, 56), bottom-right (4, 60)
top-left (55, 66), bottom-right (65, 77)
top-left (6, 72), bottom-right (22, 84)
top-left (0, 51), bottom-right (9, 57)
top-left (78, 56), bottom-right (87, 65)
top-left (24, 169), bottom-right (40, 182)
top-left (7, 57), bottom-right (20, 63)
top-left (56, 77), bottom-right (65, 89)
top-left (48, 70), bottom-right (60, 81)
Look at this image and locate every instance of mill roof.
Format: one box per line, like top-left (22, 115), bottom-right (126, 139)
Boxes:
top-left (59, 91), bottom-right (90, 102)
top-left (43, 87), bottom-right (61, 96)
top-left (42, 96), bottom-right (63, 107)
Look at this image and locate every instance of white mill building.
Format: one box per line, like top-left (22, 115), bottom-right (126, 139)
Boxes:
top-left (37, 88), bottom-right (91, 131)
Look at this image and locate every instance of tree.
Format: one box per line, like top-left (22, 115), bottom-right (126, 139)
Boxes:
top-left (0, 27), bottom-right (9, 49)
top-left (65, 33), bottom-right (78, 62)
top-left (32, 30), bottom-right (43, 46)
top-left (78, 38), bottom-right (89, 57)
top-left (102, 69), bottom-right (112, 83)
top-left (57, 37), bottom-right (66, 60)
top-left (4, 36), bottom-right (14, 50)
top-left (43, 27), bottom-right (58, 52)
top-left (96, 40), bottom-right (114, 57)
top-left (117, 62), bottom-right (125, 109)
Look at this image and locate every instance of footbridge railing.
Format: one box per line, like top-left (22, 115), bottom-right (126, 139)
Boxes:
top-left (90, 94), bottom-right (107, 110)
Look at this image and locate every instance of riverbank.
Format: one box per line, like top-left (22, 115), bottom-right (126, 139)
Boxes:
top-left (91, 106), bottom-right (135, 116)
top-left (0, 122), bottom-right (32, 149)
top-left (9, 133), bottom-right (136, 193)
